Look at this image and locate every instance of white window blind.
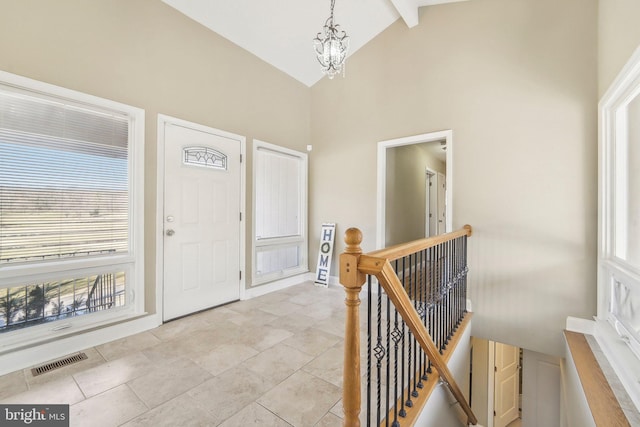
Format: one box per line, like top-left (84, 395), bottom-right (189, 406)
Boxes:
top-left (255, 147), bottom-right (302, 240)
top-left (253, 140), bottom-right (308, 284)
top-left (0, 90), bottom-right (130, 264)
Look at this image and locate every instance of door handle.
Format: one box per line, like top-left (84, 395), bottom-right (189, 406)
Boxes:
top-left (166, 229), bottom-right (175, 236)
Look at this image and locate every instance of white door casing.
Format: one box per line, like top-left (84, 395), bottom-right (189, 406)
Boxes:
top-left (377, 130), bottom-right (453, 249)
top-left (494, 342), bottom-right (520, 427)
top-left (160, 119), bottom-right (243, 321)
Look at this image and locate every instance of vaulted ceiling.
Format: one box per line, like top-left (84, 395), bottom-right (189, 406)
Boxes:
top-left (161, 0), bottom-right (469, 87)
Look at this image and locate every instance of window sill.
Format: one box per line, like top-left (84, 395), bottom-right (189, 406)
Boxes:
top-left (0, 312), bottom-right (158, 376)
top-left (565, 321), bottom-right (640, 425)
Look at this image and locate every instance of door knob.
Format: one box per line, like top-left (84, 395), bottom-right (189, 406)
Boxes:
top-left (166, 229), bottom-right (175, 236)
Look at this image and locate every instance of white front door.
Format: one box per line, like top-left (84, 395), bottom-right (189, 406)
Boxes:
top-left (162, 121), bottom-right (241, 321)
top-left (494, 342), bottom-right (520, 427)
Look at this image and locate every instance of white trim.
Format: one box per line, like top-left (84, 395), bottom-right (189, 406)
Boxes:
top-left (597, 43), bottom-right (640, 410)
top-left (242, 272), bottom-right (315, 299)
top-left (156, 114), bottom-right (246, 322)
top-left (251, 139), bottom-right (308, 286)
top-left (0, 70), bottom-right (146, 350)
top-left (565, 316), bottom-right (596, 335)
top-left (376, 130), bottom-right (453, 249)
top-left (0, 314), bottom-right (159, 376)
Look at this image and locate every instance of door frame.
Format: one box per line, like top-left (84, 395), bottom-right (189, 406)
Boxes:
top-left (155, 114), bottom-right (246, 322)
top-left (376, 130), bottom-right (453, 249)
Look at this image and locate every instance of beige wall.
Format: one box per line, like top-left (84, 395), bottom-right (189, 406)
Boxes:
top-left (0, 0), bottom-right (311, 312)
top-left (598, 0), bottom-right (640, 96)
top-left (386, 143), bottom-right (445, 245)
top-left (310, 0), bottom-right (597, 356)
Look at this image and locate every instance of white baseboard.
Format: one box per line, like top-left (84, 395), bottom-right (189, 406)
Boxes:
top-left (242, 273), bottom-right (316, 299)
top-left (0, 314), bottom-right (161, 376)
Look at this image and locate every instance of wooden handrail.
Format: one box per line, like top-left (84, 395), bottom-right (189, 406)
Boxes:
top-left (340, 226), bottom-right (477, 427)
top-left (366, 224), bottom-right (472, 261)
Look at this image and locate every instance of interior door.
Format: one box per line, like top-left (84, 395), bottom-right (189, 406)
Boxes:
top-left (426, 171), bottom-right (436, 237)
top-left (163, 122), bottom-right (241, 321)
top-left (494, 342), bottom-right (520, 427)
top-left (437, 172), bottom-right (446, 234)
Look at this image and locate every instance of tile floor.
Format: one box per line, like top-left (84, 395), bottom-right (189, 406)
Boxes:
top-left (0, 282), bottom-right (355, 427)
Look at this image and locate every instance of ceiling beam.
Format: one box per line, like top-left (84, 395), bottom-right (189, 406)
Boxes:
top-left (390, 0), bottom-right (419, 28)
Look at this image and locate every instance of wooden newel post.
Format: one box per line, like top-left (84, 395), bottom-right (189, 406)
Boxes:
top-left (340, 228), bottom-right (366, 427)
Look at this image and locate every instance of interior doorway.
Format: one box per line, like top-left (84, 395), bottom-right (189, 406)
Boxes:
top-left (470, 337), bottom-right (523, 427)
top-left (377, 130), bottom-right (453, 249)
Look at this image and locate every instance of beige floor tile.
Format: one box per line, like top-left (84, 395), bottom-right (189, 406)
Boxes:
top-left (73, 352), bottom-right (153, 398)
top-left (95, 331), bottom-right (161, 361)
top-left (192, 343), bottom-right (258, 376)
top-left (265, 312), bottom-right (318, 334)
top-left (315, 412), bottom-right (343, 427)
top-left (188, 366), bottom-right (278, 425)
top-left (250, 291), bottom-right (292, 305)
top-left (3, 376), bottom-right (85, 405)
top-left (258, 301), bottom-right (306, 317)
top-left (0, 370), bottom-right (27, 401)
top-left (25, 348), bottom-right (106, 387)
top-left (225, 308), bottom-right (280, 327)
top-left (218, 402), bottom-right (292, 427)
top-left (244, 344), bottom-right (314, 384)
top-left (225, 298), bottom-right (270, 314)
top-left (121, 393), bottom-right (215, 427)
top-left (127, 356), bottom-right (212, 408)
top-left (282, 328), bottom-right (342, 357)
top-left (143, 326), bottom-right (239, 362)
top-left (0, 283), bottom-right (360, 427)
top-left (191, 305), bottom-right (239, 325)
top-left (300, 304), bottom-right (342, 321)
top-left (148, 315), bottom-right (211, 341)
top-left (234, 324), bottom-right (294, 352)
top-left (257, 371), bottom-right (341, 427)
top-left (312, 316), bottom-right (347, 338)
top-left (302, 345), bottom-right (343, 387)
top-left (286, 290), bottom-right (329, 306)
top-left (70, 384), bottom-right (147, 427)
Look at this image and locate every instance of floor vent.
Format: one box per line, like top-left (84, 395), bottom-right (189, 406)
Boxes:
top-left (31, 352), bottom-right (88, 377)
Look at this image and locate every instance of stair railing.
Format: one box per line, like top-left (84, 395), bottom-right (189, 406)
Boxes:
top-left (340, 225), bottom-right (477, 427)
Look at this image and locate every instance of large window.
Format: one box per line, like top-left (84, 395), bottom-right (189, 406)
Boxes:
top-left (599, 46), bottom-right (640, 406)
top-left (0, 71), bottom-right (144, 348)
top-left (252, 140), bottom-right (307, 285)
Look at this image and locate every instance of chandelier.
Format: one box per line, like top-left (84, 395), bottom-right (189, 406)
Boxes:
top-left (313, 0), bottom-right (350, 79)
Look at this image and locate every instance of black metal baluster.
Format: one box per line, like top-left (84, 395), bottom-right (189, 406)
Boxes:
top-left (438, 241), bottom-right (444, 354)
top-left (452, 239), bottom-right (457, 334)
top-left (415, 251), bottom-right (424, 391)
top-left (375, 279), bottom-right (385, 427)
top-left (385, 290), bottom-right (391, 427)
top-left (421, 248), bottom-right (429, 383)
top-left (445, 239), bottom-right (452, 346)
top-left (463, 235), bottom-right (469, 314)
top-left (405, 265), bottom-right (413, 406)
top-left (367, 275), bottom-right (373, 427)
top-left (400, 257), bottom-right (409, 415)
top-left (411, 253), bottom-right (419, 400)
top-left (427, 245), bottom-right (433, 375)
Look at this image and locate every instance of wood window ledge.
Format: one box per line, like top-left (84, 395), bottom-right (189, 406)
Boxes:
top-left (564, 330), bottom-right (640, 426)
